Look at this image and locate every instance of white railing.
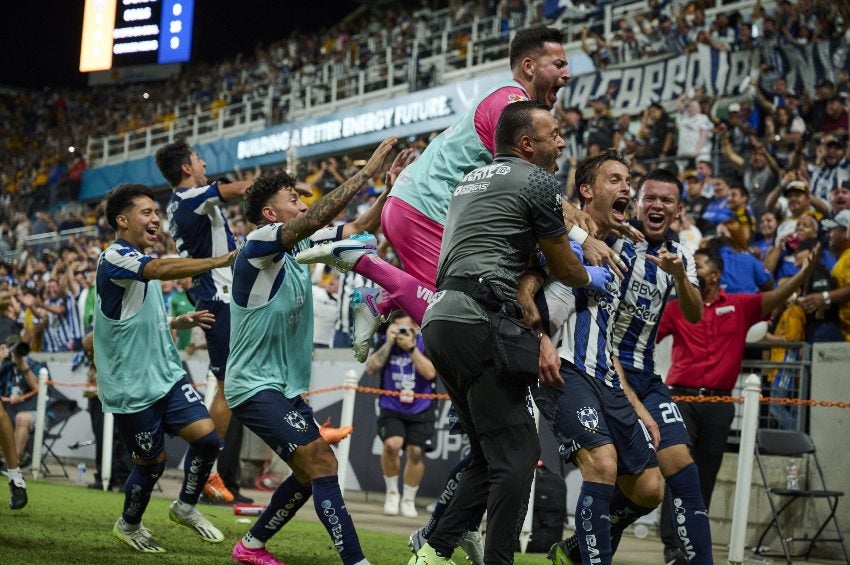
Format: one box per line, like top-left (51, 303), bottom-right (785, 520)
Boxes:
top-left (85, 0), bottom-right (766, 166)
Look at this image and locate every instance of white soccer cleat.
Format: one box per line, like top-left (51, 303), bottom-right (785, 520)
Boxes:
top-left (384, 491), bottom-right (401, 516)
top-left (113, 518), bottom-right (166, 553)
top-left (296, 232), bottom-right (377, 273)
top-left (401, 498), bottom-right (419, 518)
top-left (351, 286), bottom-right (383, 362)
top-left (460, 529), bottom-right (485, 565)
top-left (168, 501), bottom-right (225, 543)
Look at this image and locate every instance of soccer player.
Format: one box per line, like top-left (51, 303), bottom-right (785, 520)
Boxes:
top-left (297, 26), bottom-right (628, 361)
top-left (0, 338), bottom-right (28, 510)
top-left (544, 169), bottom-right (713, 565)
top-left (520, 151), bottom-right (665, 565)
top-left (155, 138), bottom-right (253, 503)
top-left (94, 183), bottom-right (235, 553)
top-left (226, 138), bottom-right (399, 565)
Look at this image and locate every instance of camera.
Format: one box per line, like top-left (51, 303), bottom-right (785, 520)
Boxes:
top-left (397, 327), bottom-right (411, 336)
top-left (4, 336), bottom-right (30, 359)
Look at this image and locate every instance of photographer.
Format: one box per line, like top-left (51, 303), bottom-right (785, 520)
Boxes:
top-left (0, 336), bottom-right (44, 469)
top-left (366, 311), bottom-right (437, 518)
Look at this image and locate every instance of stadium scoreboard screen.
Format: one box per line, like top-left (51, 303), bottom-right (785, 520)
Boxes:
top-left (80, 0), bottom-right (194, 72)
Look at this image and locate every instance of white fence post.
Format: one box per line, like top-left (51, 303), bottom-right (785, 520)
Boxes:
top-left (728, 373), bottom-right (762, 564)
top-left (336, 370), bottom-right (358, 495)
top-left (30, 368), bottom-right (50, 480)
top-left (101, 412), bottom-right (114, 491)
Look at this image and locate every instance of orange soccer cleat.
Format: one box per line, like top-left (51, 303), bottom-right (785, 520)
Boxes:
top-left (319, 417), bottom-right (353, 445)
top-left (203, 471), bottom-right (234, 503)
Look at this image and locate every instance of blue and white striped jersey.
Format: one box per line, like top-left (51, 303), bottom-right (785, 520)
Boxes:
top-left (611, 238), bottom-right (698, 375)
top-left (42, 291), bottom-right (84, 352)
top-left (232, 224), bottom-right (345, 309)
top-left (95, 239), bottom-right (154, 320)
top-left (809, 158), bottom-right (849, 202)
top-left (546, 238), bottom-right (633, 387)
top-left (167, 182), bottom-right (236, 304)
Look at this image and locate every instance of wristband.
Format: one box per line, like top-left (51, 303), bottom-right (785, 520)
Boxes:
top-left (568, 225), bottom-right (589, 246)
top-left (822, 291), bottom-right (831, 305)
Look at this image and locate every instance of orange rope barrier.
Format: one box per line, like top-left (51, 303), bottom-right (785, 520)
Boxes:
top-left (5, 381), bottom-right (848, 408)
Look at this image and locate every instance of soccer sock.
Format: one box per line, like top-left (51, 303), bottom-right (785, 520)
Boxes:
top-left (7, 467), bottom-right (25, 488)
top-left (402, 483), bottom-right (419, 502)
top-left (576, 481), bottom-right (614, 565)
top-left (179, 430), bottom-right (219, 505)
top-left (122, 460), bottom-right (166, 525)
top-left (383, 474), bottom-right (399, 495)
top-left (248, 475), bottom-right (312, 544)
top-left (421, 452), bottom-right (471, 538)
top-left (608, 485), bottom-right (655, 553)
top-left (666, 463), bottom-right (713, 564)
top-left (312, 474), bottom-right (366, 565)
top-left (354, 254), bottom-right (434, 324)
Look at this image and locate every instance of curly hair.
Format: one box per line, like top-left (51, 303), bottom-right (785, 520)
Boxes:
top-left (244, 172), bottom-right (298, 224)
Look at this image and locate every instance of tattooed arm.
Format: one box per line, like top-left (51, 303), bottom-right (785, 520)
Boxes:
top-left (277, 137), bottom-right (398, 249)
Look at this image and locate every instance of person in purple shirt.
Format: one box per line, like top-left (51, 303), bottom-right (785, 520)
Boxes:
top-left (365, 311), bottom-right (437, 520)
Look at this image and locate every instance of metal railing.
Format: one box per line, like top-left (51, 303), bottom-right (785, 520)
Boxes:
top-left (20, 226), bottom-right (101, 258)
top-left (728, 341), bottom-right (812, 443)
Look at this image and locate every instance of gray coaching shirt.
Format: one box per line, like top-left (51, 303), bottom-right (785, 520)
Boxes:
top-left (423, 155), bottom-right (566, 326)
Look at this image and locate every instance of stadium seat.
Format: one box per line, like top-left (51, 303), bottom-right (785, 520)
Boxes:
top-left (754, 429), bottom-right (850, 564)
top-left (40, 392), bottom-right (81, 479)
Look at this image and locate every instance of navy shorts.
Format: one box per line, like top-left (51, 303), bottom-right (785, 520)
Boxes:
top-left (622, 367), bottom-right (692, 451)
top-left (115, 376), bottom-right (210, 461)
top-left (196, 299), bottom-right (230, 380)
top-left (231, 389), bottom-right (321, 461)
top-left (534, 363), bottom-right (657, 475)
top-left (377, 408), bottom-right (436, 451)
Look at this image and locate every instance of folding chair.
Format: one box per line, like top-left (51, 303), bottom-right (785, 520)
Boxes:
top-left (40, 394), bottom-right (81, 478)
top-left (754, 429), bottom-right (850, 564)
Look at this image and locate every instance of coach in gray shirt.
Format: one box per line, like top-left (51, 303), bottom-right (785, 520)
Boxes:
top-left (414, 100), bottom-right (609, 565)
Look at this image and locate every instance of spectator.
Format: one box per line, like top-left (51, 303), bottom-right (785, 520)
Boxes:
top-left (40, 279), bottom-right (84, 353)
top-left (808, 135), bottom-right (850, 202)
top-left (0, 336), bottom-right (44, 467)
top-left (699, 177), bottom-right (732, 238)
top-left (683, 170), bottom-right (709, 227)
top-left (366, 311), bottom-right (437, 518)
top-left (718, 132), bottom-right (780, 218)
top-left (819, 97), bottom-right (849, 137)
top-left (708, 236), bottom-right (773, 294)
top-left (636, 101), bottom-right (674, 165)
top-left (789, 237), bottom-right (845, 342)
top-left (169, 277), bottom-right (195, 351)
top-left (312, 274), bottom-right (339, 349)
top-left (831, 180), bottom-right (850, 213)
top-left (585, 96), bottom-right (617, 154)
top-left (0, 296), bottom-right (22, 345)
top-left (767, 180), bottom-right (825, 247)
top-left (798, 210), bottom-right (850, 340)
top-left (675, 95), bottom-right (713, 172)
top-left (720, 185), bottom-right (756, 250)
top-left (766, 209), bottom-right (822, 281)
top-left (752, 210), bottom-right (779, 260)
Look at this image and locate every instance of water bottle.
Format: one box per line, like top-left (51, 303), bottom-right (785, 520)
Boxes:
top-left (76, 462), bottom-right (88, 486)
top-left (785, 459), bottom-right (799, 491)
